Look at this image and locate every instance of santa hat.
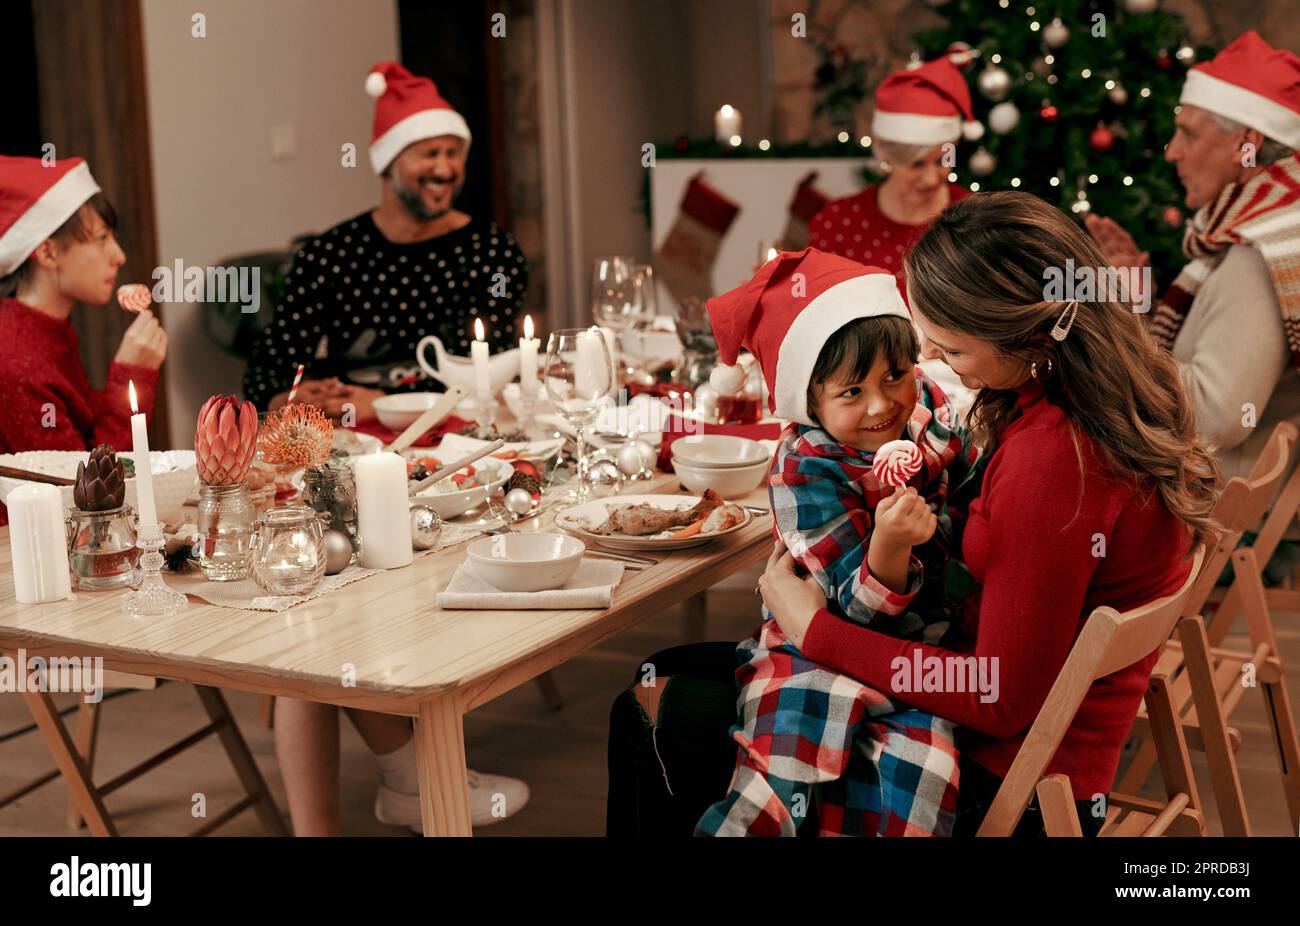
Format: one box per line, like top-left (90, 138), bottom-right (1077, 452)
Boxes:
top-left (872, 57), bottom-right (982, 147)
top-left (1180, 32), bottom-right (1300, 149)
top-left (365, 61), bottom-right (472, 174)
top-left (706, 249), bottom-right (910, 427)
top-left (0, 156), bottom-right (101, 277)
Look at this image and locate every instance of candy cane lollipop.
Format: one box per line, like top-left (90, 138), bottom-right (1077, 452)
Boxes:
top-left (872, 439), bottom-right (923, 488)
top-left (116, 283), bottom-right (152, 313)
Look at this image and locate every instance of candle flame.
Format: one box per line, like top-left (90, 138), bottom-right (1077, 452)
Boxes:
top-left (524, 314), bottom-right (534, 339)
top-left (474, 317), bottom-right (485, 341)
top-left (128, 380), bottom-right (138, 413)
top-left (719, 104), bottom-right (735, 117)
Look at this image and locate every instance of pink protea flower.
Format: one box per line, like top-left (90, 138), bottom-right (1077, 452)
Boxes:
top-left (194, 395), bottom-right (259, 485)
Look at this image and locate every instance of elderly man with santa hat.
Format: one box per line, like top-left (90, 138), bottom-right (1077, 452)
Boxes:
top-left (255, 61), bottom-right (530, 836)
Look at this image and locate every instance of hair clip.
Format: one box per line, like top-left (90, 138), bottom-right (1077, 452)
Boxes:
top-left (1050, 300), bottom-right (1079, 342)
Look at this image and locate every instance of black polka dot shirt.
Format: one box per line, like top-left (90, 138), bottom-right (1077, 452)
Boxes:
top-left (242, 211), bottom-right (528, 409)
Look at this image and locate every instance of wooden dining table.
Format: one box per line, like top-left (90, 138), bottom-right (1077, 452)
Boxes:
top-left (0, 472), bottom-right (773, 836)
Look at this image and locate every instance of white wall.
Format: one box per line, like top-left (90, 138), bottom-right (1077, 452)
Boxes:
top-left (141, 0), bottom-right (399, 444)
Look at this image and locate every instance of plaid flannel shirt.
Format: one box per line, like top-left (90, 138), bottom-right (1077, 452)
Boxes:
top-left (697, 368), bottom-right (984, 837)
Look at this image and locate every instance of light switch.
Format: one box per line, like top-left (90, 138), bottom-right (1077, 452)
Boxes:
top-left (270, 123), bottom-right (297, 160)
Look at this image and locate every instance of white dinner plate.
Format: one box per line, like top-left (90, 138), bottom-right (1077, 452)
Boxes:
top-left (554, 493), bottom-right (752, 551)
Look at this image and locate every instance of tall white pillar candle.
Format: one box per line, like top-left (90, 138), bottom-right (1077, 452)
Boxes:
top-left (355, 450), bottom-right (414, 568)
top-left (9, 484), bottom-right (72, 604)
top-left (128, 380), bottom-right (159, 540)
top-left (575, 328), bottom-right (608, 398)
top-left (595, 326), bottom-right (618, 380)
top-left (519, 315), bottom-right (539, 395)
top-left (471, 317), bottom-right (491, 396)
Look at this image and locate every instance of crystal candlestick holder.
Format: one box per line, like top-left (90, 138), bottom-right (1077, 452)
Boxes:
top-left (472, 390), bottom-right (498, 429)
top-left (121, 530), bottom-right (188, 617)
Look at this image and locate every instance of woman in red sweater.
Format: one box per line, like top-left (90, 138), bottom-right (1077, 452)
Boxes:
top-left (0, 156), bottom-right (167, 523)
top-left (607, 192), bottom-right (1218, 836)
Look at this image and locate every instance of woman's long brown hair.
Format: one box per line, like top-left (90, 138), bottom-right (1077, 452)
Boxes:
top-left (904, 191), bottom-right (1219, 546)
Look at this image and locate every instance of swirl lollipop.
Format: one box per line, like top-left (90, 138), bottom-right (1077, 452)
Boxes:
top-left (117, 283), bottom-right (152, 313)
top-left (872, 439), bottom-right (923, 488)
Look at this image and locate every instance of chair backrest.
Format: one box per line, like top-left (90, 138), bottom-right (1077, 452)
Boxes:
top-left (977, 544), bottom-right (1205, 836)
top-left (1181, 421), bottom-right (1297, 619)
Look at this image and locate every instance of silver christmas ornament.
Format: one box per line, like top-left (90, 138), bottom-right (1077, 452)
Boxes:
top-left (1043, 18), bottom-right (1070, 49)
top-left (969, 147), bottom-right (996, 177)
top-left (409, 505), bottom-right (442, 551)
top-left (1109, 83), bottom-right (1129, 105)
top-left (636, 439), bottom-right (660, 473)
top-left (977, 64), bottom-right (1011, 101)
top-left (323, 528), bottom-right (354, 575)
top-left (617, 442), bottom-right (645, 477)
top-left (584, 457), bottom-right (625, 497)
top-left (1175, 45), bottom-right (1195, 64)
top-left (989, 101), bottom-right (1020, 135)
top-left (505, 487), bottom-right (534, 515)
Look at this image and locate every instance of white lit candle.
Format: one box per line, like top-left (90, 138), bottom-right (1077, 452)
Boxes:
top-left (8, 484), bottom-right (72, 604)
top-left (595, 326), bottom-right (618, 381)
top-left (128, 380), bottom-right (159, 541)
top-left (575, 327), bottom-right (608, 398)
top-left (471, 317), bottom-right (490, 396)
top-left (519, 315), bottom-right (539, 395)
top-left (355, 449), bottom-right (413, 569)
top-left (714, 104), bottom-right (742, 145)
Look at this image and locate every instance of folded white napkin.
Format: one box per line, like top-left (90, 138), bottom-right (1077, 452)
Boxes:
top-left (436, 558), bottom-right (624, 610)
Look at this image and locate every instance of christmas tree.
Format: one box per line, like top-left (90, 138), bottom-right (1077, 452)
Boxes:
top-left (913, 0), bottom-right (1212, 281)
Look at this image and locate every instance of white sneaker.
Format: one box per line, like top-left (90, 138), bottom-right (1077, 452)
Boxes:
top-left (374, 768), bottom-right (530, 831)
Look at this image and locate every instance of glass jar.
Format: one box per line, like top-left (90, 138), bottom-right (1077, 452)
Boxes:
top-left (249, 506), bottom-right (326, 596)
top-left (64, 505), bottom-right (140, 590)
top-left (302, 462), bottom-right (359, 557)
top-left (197, 483), bottom-right (255, 581)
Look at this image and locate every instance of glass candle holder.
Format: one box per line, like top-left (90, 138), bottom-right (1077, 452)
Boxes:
top-left (302, 462), bottom-right (359, 557)
top-left (197, 483), bottom-right (256, 581)
top-left (64, 505), bottom-right (140, 591)
top-left (249, 506), bottom-right (326, 596)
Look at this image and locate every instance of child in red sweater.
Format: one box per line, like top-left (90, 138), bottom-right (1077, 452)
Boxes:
top-left (0, 156), bottom-right (167, 523)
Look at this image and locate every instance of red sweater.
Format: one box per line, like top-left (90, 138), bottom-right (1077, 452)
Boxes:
top-left (801, 378), bottom-right (1194, 798)
top-left (0, 298), bottom-right (159, 524)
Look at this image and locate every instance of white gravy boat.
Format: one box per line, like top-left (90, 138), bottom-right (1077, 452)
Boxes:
top-left (416, 335), bottom-right (520, 396)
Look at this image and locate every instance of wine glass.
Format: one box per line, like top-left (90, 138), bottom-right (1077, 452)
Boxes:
top-left (544, 328), bottom-right (615, 502)
top-left (627, 262), bottom-right (659, 384)
top-left (591, 257), bottom-right (636, 378)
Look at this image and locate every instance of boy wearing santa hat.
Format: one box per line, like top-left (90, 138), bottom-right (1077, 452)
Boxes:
top-left (695, 248), bottom-right (983, 835)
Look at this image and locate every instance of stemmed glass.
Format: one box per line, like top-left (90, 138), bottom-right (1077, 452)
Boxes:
top-left (626, 263), bottom-right (658, 384)
top-left (590, 257), bottom-right (636, 380)
top-left (544, 328), bottom-right (615, 502)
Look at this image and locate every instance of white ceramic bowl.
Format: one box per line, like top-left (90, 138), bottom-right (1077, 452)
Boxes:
top-left (372, 392), bottom-right (445, 431)
top-left (671, 456), bottom-right (769, 499)
top-left (670, 434), bottom-right (769, 469)
top-left (466, 531), bottom-right (585, 592)
top-left (0, 450), bottom-right (197, 522)
top-left (408, 457), bottom-right (513, 519)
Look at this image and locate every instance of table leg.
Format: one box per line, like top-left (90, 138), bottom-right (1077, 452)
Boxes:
top-left (414, 693), bottom-right (472, 836)
top-left (681, 591), bottom-right (708, 641)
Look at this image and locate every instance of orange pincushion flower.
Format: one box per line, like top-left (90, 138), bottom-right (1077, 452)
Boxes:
top-left (258, 403), bottom-right (334, 468)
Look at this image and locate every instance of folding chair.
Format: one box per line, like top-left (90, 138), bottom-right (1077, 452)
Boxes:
top-left (977, 545), bottom-right (1206, 836)
top-left (1, 665), bottom-right (287, 837)
top-left (1118, 422), bottom-right (1300, 835)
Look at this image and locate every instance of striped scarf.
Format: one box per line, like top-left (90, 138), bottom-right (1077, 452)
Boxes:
top-left (1149, 151), bottom-right (1300, 367)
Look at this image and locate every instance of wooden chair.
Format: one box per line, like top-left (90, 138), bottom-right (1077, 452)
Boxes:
top-left (0, 666), bottom-right (287, 836)
top-left (1117, 421), bottom-right (1300, 835)
top-left (977, 545), bottom-right (1206, 836)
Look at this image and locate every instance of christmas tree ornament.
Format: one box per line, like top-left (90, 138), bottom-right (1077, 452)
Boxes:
top-left (969, 147), bottom-right (996, 176)
top-left (324, 527), bottom-right (356, 572)
top-left (1156, 49), bottom-right (1172, 69)
top-left (617, 442), bottom-right (646, 477)
top-left (505, 469), bottom-right (542, 497)
top-left (1163, 205), bottom-right (1184, 227)
top-left (1031, 56), bottom-right (1052, 78)
top-left (504, 487), bottom-right (534, 515)
top-left (1108, 83), bottom-right (1129, 105)
top-left (1039, 102), bottom-right (1059, 123)
top-left (1043, 18), bottom-right (1070, 49)
top-left (584, 457), bottom-right (625, 498)
top-left (977, 63), bottom-right (1011, 101)
top-left (989, 101), bottom-right (1020, 134)
top-left (1123, 0), bottom-right (1157, 12)
top-left (946, 41), bottom-right (977, 70)
top-left (1089, 123), bottom-right (1115, 152)
top-left (1175, 45), bottom-right (1195, 64)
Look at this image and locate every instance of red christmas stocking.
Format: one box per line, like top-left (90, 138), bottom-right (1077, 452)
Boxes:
top-left (654, 174), bottom-right (740, 305)
top-left (779, 171), bottom-right (830, 251)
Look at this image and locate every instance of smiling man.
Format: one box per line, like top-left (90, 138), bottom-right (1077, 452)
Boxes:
top-left (242, 61), bottom-right (527, 423)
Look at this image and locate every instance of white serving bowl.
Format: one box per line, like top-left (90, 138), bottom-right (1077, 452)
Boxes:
top-left (0, 450), bottom-right (197, 523)
top-left (409, 457), bottom-right (513, 519)
top-left (670, 434), bottom-right (769, 469)
top-left (373, 392), bottom-right (445, 431)
top-left (671, 456), bottom-right (769, 499)
top-left (466, 531), bottom-right (585, 592)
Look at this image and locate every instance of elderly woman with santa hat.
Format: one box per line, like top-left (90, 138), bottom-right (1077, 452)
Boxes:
top-left (809, 56), bottom-right (978, 295)
top-left (0, 155), bottom-right (167, 523)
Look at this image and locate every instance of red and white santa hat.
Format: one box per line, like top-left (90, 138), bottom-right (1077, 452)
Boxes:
top-left (365, 61), bottom-right (472, 175)
top-left (0, 155), bottom-right (101, 277)
top-left (706, 248), bottom-right (911, 427)
top-left (872, 56), bottom-right (982, 147)
top-left (1180, 31), bottom-right (1300, 149)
